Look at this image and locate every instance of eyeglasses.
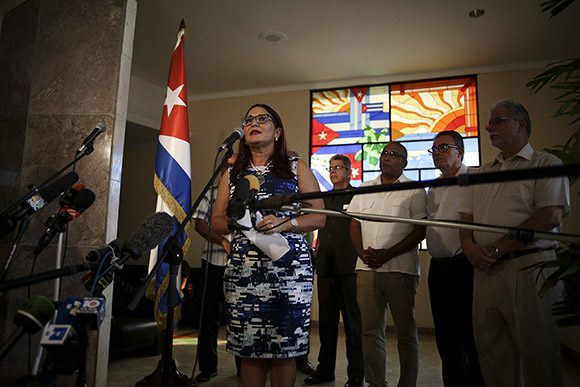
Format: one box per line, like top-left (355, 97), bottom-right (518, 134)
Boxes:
top-left (328, 165), bottom-right (348, 172)
top-left (241, 114), bottom-right (273, 127)
top-left (487, 117), bottom-right (514, 127)
top-left (381, 150), bottom-right (406, 159)
top-left (428, 143), bottom-right (461, 154)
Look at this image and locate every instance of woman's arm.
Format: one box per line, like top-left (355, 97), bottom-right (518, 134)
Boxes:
top-left (210, 170), bottom-right (231, 235)
top-left (255, 159), bottom-right (325, 234)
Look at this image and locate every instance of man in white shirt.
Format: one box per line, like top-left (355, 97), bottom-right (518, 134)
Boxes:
top-left (459, 100), bottom-right (570, 387)
top-left (348, 142), bottom-right (427, 387)
top-left (426, 131), bottom-right (483, 387)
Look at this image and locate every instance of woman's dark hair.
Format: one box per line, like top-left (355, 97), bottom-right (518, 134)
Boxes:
top-left (230, 103), bottom-right (293, 181)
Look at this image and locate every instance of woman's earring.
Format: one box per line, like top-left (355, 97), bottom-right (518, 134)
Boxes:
top-left (275, 137), bottom-right (278, 142)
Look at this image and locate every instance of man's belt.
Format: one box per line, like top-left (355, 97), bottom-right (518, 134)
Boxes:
top-left (498, 246), bottom-right (556, 261)
top-left (431, 253), bottom-right (466, 265)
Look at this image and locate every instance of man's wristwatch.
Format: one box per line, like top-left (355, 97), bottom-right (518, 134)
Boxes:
top-left (290, 218), bottom-right (298, 233)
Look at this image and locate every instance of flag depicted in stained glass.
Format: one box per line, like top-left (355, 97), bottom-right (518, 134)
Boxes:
top-left (310, 77), bottom-right (479, 188)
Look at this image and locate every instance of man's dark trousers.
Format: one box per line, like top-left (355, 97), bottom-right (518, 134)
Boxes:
top-left (428, 254), bottom-right (484, 387)
top-left (198, 259), bottom-right (226, 373)
top-left (316, 274), bottom-right (364, 382)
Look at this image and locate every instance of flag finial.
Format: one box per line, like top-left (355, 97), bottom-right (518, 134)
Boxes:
top-left (179, 19), bottom-right (186, 30)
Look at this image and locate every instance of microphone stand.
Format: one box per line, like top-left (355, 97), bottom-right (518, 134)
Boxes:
top-left (133, 147), bottom-right (234, 387)
top-left (0, 262), bottom-right (92, 292)
top-left (257, 163), bottom-right (580, 207)
top-left (288, 207), bottom-right (580, 245)
top-left (31, 230), bottom-right (67, 377)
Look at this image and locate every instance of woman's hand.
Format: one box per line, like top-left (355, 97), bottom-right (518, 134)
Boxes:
top-left (256, 214), bottom-right (290, 234)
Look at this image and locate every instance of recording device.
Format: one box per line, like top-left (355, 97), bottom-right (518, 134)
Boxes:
top-left (218, 127), bottom-right (244, 151)
top-left (0, 171), bottom-right (79, 239)
top-left (41, 296), bottom-right (106, 344)
top-left (81, 212), bottom-right (175, 294)
top-left (34, 185), bottom-right (96, 255)
top-left (0, 295), bottom-right (55, 362)
top-left (40, 296), bottom-right (105, 375)
top-left (76, 122), bottom-right (106, 155)
top-left (227, 175), bottom-right (260, 230)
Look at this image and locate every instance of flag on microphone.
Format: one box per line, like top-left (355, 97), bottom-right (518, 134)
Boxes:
top-left (147, 19), bottom-right (191, 327)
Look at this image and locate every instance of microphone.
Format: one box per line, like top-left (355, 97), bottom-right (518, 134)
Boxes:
top-left (227, 175), bottom-right (260, 230)
top-left (218, 127), bottom-right (244, 151)
top-left (41, 296), bottom-right (103, 375)
top-left (255, 193), bottom-right (299, 210)
top-left (87, 212), bottom-right (174, 262)
top-left (123, 211), bottom-right (176, 258)
top-left (41, 297), bottom-right (82, 346)
top-left (34, 186), bottom-right (96, 255)
top-left (76, 123), bottom-right (106, 155)
top-left (81, 212), bottom-right (175, 294)
top-left (0, 171), bottom-right (79, 239)
top-left (0, 295), bottom-right (55, 362)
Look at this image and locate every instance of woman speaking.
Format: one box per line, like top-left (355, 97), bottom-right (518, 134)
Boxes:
top-left (212, 103), bottom-right (325, 387)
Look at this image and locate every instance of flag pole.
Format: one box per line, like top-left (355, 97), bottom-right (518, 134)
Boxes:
top-left (136, 19), bottom-right (191, 387)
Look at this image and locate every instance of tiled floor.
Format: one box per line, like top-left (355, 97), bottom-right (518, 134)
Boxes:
top-left (108, 327), bottom-right (580, 386)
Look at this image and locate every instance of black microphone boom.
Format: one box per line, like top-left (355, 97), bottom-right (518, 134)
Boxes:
top-left (77, 123), bottom-right (106, 155)
top-left (218, 127), bottom-right (244, 151)
top-left (254, 193), bottom-right (299, 210)
top-left (0, 171), bottom-right (79, 239)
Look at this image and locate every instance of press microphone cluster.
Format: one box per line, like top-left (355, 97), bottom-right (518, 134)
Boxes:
top-left (0, 212), bottom-right (175, 293)
top-left (227, 175), bottom-right (260, 230)
top-left (218, 127), bottom-right (244, 151)
top-left (34, 184), bottom-right (96, 256)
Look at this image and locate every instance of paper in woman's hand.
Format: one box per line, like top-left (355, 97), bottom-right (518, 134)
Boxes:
top-left (236, 210), bottom-right (290, 261)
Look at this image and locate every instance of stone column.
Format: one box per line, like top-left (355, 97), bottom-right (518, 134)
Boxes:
top-left (0, 0), bottom-right (136, 385)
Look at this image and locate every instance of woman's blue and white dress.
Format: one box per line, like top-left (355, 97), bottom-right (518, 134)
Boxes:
top-left (224, 159), bottom-right (313, 359)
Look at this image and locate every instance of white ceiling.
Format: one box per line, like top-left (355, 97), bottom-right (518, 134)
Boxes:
top-left (2, 0), bottom-right (579, 99)
top-left (131, 0), bottom-right (580, 99)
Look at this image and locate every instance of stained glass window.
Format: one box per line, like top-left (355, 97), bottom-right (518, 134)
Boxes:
top-left (310, 76), bottom-right (480, 190)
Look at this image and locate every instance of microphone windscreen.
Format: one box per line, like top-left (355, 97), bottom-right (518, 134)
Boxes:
top-left (14, 295), bottom-right (55, 333)
top-left (125, 212), bottom-right (175, 258)
top-left (39, 172), bottom-right (79, 205)
top-left (69, 188), bottom-right (96, 211)
top-left (244, 174), bottom-right (260, 191)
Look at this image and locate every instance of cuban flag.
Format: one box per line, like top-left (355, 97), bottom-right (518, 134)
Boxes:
top-left (147, 20), bottom-right (191, 326)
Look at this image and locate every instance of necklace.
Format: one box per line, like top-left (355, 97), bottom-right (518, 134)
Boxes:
top-left (250, 160), bottom-right (271, 185)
